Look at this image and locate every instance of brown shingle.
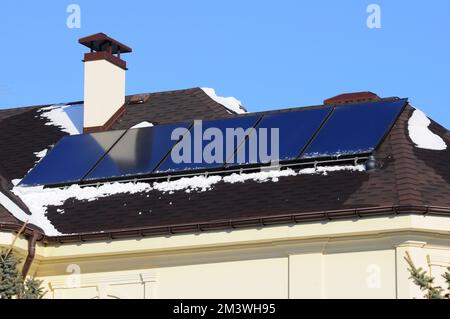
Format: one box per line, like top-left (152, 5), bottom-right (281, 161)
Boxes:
top-left (112, 88), bottom-right (233, 129)
top-left (0, 92), bottom-right (449, 242)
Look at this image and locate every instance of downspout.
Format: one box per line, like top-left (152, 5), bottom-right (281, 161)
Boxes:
top-left (21, 231), bottom-right (39, 278)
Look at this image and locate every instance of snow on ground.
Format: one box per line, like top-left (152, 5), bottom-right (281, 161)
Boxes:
top-left (201, 88), bottom-right (247, 114)
top-left (131, 121), bottom-right (154, 129)
top-left (10, 164), bottom-right (365, 235)
top-left (408, 109), bottom-right (447, 151)
top-left (40, 104), bottom-right (82, 135)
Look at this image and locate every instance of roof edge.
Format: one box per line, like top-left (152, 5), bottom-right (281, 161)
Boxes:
top-left (2, 205), bottom-right (448, 245)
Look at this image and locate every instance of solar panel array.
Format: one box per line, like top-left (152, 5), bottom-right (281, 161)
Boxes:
top-left (157, 115), bottom-right (261, 173)
top-left (20, 99), bottom-right (407, 187)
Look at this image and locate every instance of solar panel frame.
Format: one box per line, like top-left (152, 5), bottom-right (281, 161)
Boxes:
top-left (155, 115), bottom-right (262, 174)
top-left (20, 98), bottom-right (408, 188)
top-left (19, 129), bottom-right (126, 187)
top-left (299, 99), bottom-right (408, 159)
top-left (225, 106), bottom-right (333, 168)
top-left (82, 121), bottom-right (193, 182)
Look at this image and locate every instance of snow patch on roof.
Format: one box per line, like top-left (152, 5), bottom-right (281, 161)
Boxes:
top-left (153, 175), bottom-right (222, 193)
top-left (12, 182), bottom-right (153, 235)
top-left (34, 149), bottom-right (48, 161)
top-left (18, 148), bottom-right (50, 180)
top-left (224, 165), bottom-right (365, 183)
top-left (201, 88), bottom-right (247, 114)
top-left (0, 191), bottom-right (61, 236)
top-left (11, 164), bottom-right (365, 235)
top-left (131, 121), bottom-right (154, 129)
top-left (40, 104), bottom-right (83, 135)
top-left (297, 164), bottom-right (366, 176)
top-left (408, 109), bottom-right (447, 150)
top-left (224, 169), bottom-right (297, 184)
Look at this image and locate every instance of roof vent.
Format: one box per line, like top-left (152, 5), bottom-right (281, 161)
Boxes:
top-left (128, 93), bottom-right (150, 105)
top-left (324, 92), bottom-right (380, 105)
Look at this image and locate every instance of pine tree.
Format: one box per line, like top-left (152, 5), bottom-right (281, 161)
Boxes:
top-left (20, 278), bottom-right (46, 299)
top-left (443, 267), bottom-right (450, 299)
top-left (0, 249), bottom-right (24, 299)
top-left (404, 251), bottom-right (450, 299)
top-left (0, 249), bottom-right (46, 299)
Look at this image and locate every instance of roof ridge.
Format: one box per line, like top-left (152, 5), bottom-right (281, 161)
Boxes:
top-left (126, 87), bottom-right (201, 98)
top-left (190, 87), bottom-right (237, 116)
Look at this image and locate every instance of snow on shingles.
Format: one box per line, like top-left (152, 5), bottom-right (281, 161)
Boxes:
top-left (40, 104), bottom-right (82, 135)
top-left (12, 148), bottom-right (49, 186)
top-left (11, 165), bottom-right (365, 235)
top-left (224, 165), bottom-right (366, 183)
top-left (10, 104), bottom-right (82, 185)
top-left (10, 105), bottom-right (79, 186)
top-left (11, 182), bottom-right (152, 236)
top-left (224, 169), bottom-right (297, 184)
top-left (131, 121), bottom-right (154, 129)
top-left (0, 191), bottom-right (61, 236)
top-left (153, 175), bottom-right (222, 194)
top-left (8, 106), bottom-right (78, 187)
top-left (4, 127), bottom-right (59, 234)
top-left (11, 149), bottom-right (48, 186)
top-left (11, 179), bottom-right (21, 186)
top-left (201, 88), bottom-right (247, 114)
top-left (34, 149), bottom-right (48, 160)
top-left (408, 108), bottom-right (447, 151)
top-left (297, 165), bottom-right (366, 176)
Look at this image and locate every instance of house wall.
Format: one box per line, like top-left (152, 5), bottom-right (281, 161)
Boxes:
top-left (83, 59), bottom-right (125, 128)
top-left (2, 215), bottom-right (449, 299)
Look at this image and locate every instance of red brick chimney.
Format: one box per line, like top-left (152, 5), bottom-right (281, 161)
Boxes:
top-left (324, 92), bottom-right (380, 105)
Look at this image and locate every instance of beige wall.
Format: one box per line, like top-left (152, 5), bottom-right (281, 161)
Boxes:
top-left (324, 249), bottom-right (396, 298)
top-left (156, 257), bottom-right (288, 299)
top-left (288, 248), bottom-right (396, 299)
top-left (2, 215), bottom-right (450, 299)
top-left (84, 59), bottom-right (125, 128)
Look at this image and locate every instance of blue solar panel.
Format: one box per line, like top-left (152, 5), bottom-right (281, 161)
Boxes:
top-left (19, 130), bottom-right (125, 186)
top-left (84, 122), bottom-right (191, 181)
top-left (156, 115), bottom-right (261, 173)
top-left (21, 99), bottom-right (407, 187)
top-left (301, 99), bottom-right (407, 159)
top-left (227, 107), bottom-right (333, 167)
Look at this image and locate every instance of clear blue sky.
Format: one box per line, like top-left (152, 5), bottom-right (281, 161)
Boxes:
top-left (1, 0), bottom-right (449, 128)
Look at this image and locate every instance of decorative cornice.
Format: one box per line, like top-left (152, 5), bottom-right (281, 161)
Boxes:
top-left (83, 52), bottom-right (127, 70)
top-left (49, 272), bottom-right (156, 290)
top-left (2, 206), bottom-right (449, 246)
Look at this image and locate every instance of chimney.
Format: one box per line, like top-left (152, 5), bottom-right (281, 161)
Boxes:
top-left (79, 33), bottom-right (132, 133)
top-left (324, 91), bottom-right (380, 105)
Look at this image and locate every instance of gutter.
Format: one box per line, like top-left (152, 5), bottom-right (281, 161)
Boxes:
top-left (21, 231), bottom-right (40, 278)
top-left (1, 205), bottom-right (450, 246)
top-left (41, 205), bottom-right (450, 244)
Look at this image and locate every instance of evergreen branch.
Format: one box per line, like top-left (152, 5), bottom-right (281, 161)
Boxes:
top-left (404, 252), bottom-right (446, 299)
top-left (5, 221), bottom-right (28, 258)
top-left (443, 267), bottom-right (450, 299)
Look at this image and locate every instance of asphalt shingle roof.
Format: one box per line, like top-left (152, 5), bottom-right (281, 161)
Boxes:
top-left (0, 89), bottom-right (449, 243)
